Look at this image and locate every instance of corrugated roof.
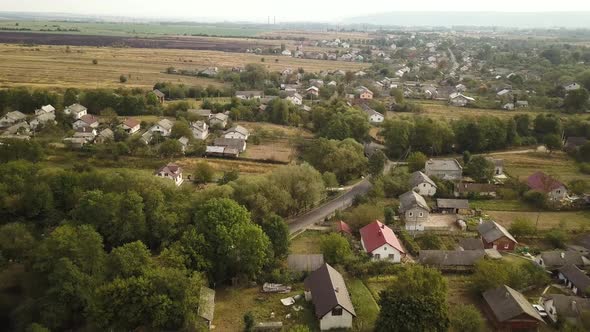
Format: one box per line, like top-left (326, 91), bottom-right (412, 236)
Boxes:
top-left (360, 220), bottom-right (405, 254)
top-left (399, 191), bottom-right (430, 213)
top-left (483, 285), bottom-right (544, 323)
top-left (477, 221), bottom-right (517, 244)
top-left (304, 264), bottom-right (356, 318)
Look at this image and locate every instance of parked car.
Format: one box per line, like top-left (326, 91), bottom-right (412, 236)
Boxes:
top-left (532, 304), bottom-right (548, 318)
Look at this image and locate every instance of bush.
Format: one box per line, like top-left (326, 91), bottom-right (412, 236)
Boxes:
top-left (450, 304), bottom-right (484, 332)
top-left (119, 75), bottom-right (128, 83)
top-left (580, 163), bottom-right (590, 175)
top-left (320, 233), bottom-right (353, 265)
top-left (523, 190), bottom-right (547, 209)
top-left (498, 188), bottom-right (518, 200)
top-left (545, 229), bottom-right (568, 249)
top-left (92, 59), bottom-right (98, 65)
top-left (397, 229), bottom-right (420, 256)
top-left (243, 312), bottom-right (254, 332)
top-left (509, 218), bottom-right (536, 238)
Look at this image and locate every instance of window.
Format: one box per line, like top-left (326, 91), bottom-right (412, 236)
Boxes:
top-left (332, 308), bottom-right (343, 316)
top-left (409, 212), bottom-right (413, 217)
top-left (374, 254), bottom-right (381, 259)
top-left (383, 246), bottom-right (387, 250)
top-left (388, 254), bottom-right (395, 259)
top-left (504, 243), bottom-right (509, 249)
top-left (419, 212), bottom-right (423, 217)
top-left (556, 190), bottom-right (561, 194)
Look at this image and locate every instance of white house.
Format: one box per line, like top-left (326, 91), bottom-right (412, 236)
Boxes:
top-left (73, 114), bottom-right (99, 130)
top-left (191, 121), bottom-right (209, 140)
top-left (286, 93), bottom-right (303, 105)
top-left (360, 104), bottom-right (384, 124)
top-left (409, 171), bottom-right (437, 197)
top-left (35, 104), bottom-right (55, 115)
top-left (360, 220), bottom-right (405, 263)
top-left (449, 93), bottom-right (475, 107)
top-left (306, 86), bottom-right (320, 97)
top-left (30, 112), bottom-right (56, 131)
top-left (210, 113), bottom-right (229, 129)
top-left (564, 83), bottom-right (581, 92)
top-left (64, 103), bottom-right (88, 119)
top-left (235, 91), bottom-right (263, 100)
top-left (0, 111), bottom-right (27, 128)
top-left (425, 159), bottom-right (463, 181)
top-left (527, 172), bottom-right (567, 201)
top-left (155, 163), bottom-right (184, 186)
top-left (120, 118), bottom-right (141, 134)
top-left (223, 125), bottom-right (250, 140)
top-left (149, 119), bottom-right (174, 137)
top-left (304, 264), bottom-right (356, 330)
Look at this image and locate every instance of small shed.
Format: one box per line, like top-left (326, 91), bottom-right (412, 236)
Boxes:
top-left (435, 199), bottom-right (470, 214)
top-left (198, 287), bottom-right (216, 329)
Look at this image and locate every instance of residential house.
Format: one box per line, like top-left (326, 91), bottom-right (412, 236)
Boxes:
top-left (36, 104), bottom-right (55, 115)
top-left (200, 67), bottom-right (218, 77)
top-left (564, 83), bottom-right (581, 92)
top-left (454, 183), bottom-right (498, 198)
top-left (399, 191), bottom-right (430, 232)
top-left (213, 138), bottom-right (246, 152)
top-left (286, 92), bottom-right (303, 105)
top-left (63, 137), bottom-right (89, 149)
top-left (482, 285), bottom-right (545, 330)
top-left (527, 171), bottom-right (567, 201)
top-left (29, 111), bottom-right (56, 131)
top-left (149, 119), bottom-right (174, 137)
top-left (503, 103), bottom-right (515, 111)
top-left (210, 113), bottom-right (229, 129)
top-left (287, 254), bottom-right (325, 272)
top-left (191, 121), bottom-right (209, 140)
top-left (559, 264), bottom-right (590, 296)
top-left (73, 114), bottom-right (99, 130)
top-left (155, 163), bottom-right (184, 186)
top-left (188, 109), bottom-right (212, 120)
top-left (64, 103), bottom-right (88, 119)
top-left (2, 122), bottom-right (31, 138)
top-left (359, 104), bottom-right (384, 123)
top-left (304, 264), bottom-right (356, 330)
top-left (458, 238), bottom-right (485, 251)
top-left (0, 111), bottom-right (26, 128)
top-left (435, 199), bottom-right (469, 214)
top-left (197, 287), bottom-right (215, 330)
top-left (235, 91), bottom-right (263, 100)
top-left (178, 136), bottom-right (190, 153)
top-left (455, 84), bottom-right (467, 92)
top-left (424, 159), bottom-right (463, 181)
top-left (224, 125), bottom-right (250, 140)
top-left (485, 157), bottom-right (505, 176)
top-left (335, 221), bottom-right (353, 236)
top-left (153, 89), bottom-right (165, 103)
top-left (360, 220), bottom-right (405, 263)
top-left (281, 49), bottom-right (292, 56)
top-left (205, 145), bottom-right (240, 158)
top-left (409, 171), bottom-right (437, 197)
top-left (306, 86), bottom-right (320, 97)
top-left (418, 250), bottom-right (486, 272)
top-left (120, 118), bottom-right (141, 134)
top-left (496, 88), bottom-right (512, 99)
top-left (95, 128), bottom-right (114, 144)
top-left (535, 250), bottom-right (590, 272)
top-left (542, 294), bottom-right (590, 325)
top-left (516, 100), bottom-right (529, 108)
top-left (564, 137), bottom-right (588, 152)
top-left (356, 86), bottom-right (373, 100)
top-left (449, 93), bottom-right (475, 107)
top-left (477, 221), bottom-right (518, 251)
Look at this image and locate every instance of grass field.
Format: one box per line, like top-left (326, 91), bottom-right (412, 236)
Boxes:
top-left (290, 230), bottom-right (323, 254)
top-left (501, 151), bottom-right (589, 183)
top-left (0, 20), bottom-right (269, 37)
top-left (470, 200), bottom-right (533, 212)
top-left (347, 279), bottom-right (379, 331)
top-left (0, 44), bottom-right (366, 89)
top-left (487, 210), bottom-right (590, 231)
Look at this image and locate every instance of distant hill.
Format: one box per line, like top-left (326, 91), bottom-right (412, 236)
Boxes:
top-left (344, 12), bottom-right (590, 28)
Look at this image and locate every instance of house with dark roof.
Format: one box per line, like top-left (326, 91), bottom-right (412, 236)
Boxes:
top-left (399, 191), bottom-right (430, 232)
top-left (564, 137), bottom-right (588, 152)
top-left (435, 199), bottom-right (470, 214)
top-left (155, 163), bottom-right (183, 186)
top-left (425, 159), bottom-right (463, 181)
top-left (418, 250), bottom-right (486, 272)
top-left (527, 171), bottom-right (567, 201)
top-left (72, 114), bottom-right (99, 130)
top-left (197, 287), bottom-right (215, 329)
top-left (535, 250), bottom-right (590, 272)
top-left (153, 89), bottom-right (165, 103)
top-left (409, 171), bottom-right (437, 197)
top-left (224, 125), bottom-right (250, 140)
top-left (304, 264), bottom-right (356, 330)
top-left (360, 220), bottom-right (405, 263)
top-left (558, 264), bottom-right (590, 297)
top-left (458, 238), bottom-right (485, 251)
top-left (542, 294), bottom-right (590, 325)
top-left (477, 221), bottom-right (517, 251)
top-left (482, 285), bottom-right (545, 330)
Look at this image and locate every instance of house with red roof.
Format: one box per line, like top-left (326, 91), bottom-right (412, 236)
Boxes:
top-left (527, 172), bottom-right (567, 201)
top-left (155, 163), bottom-right (184, 186)
top-left (120, 118), bottom-right (141, 134)
top-left (360, 220), bottom-right (405, 263)
top-left (335, 221), bottom-right (352, 236)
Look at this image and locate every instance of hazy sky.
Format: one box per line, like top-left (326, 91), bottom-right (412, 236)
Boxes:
top-left (4, 0), bottom-right (590, 22)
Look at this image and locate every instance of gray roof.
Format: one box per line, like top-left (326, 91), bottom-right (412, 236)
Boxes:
top-left (483, 285), bottom-right (544, 323)
top-left (409, 171), bottom-right (437, 188)
top-left (419, 250), bottom-right (485, 267)
top-left (3, 111), bottom-right (26, 121)
top-left (304, 264), bottom-right (355, 318)
top-left (485, 157), bottom-right (504, 167)
top-left (236, 90), bottom-right (263, 97)
top-left (188, 109), bottom-right (212, 117)
top-left (436, 199), bottom-right (469, 210)
top-left (539, 251), bottom-right (590, 270)
top-left (399, 191), bottom-right (430, 213)
top-left (543, 294), bottom-right (590, 319)
top-left (225, 125), bottom-right (249, 137)
top-left (157, 119), bottom-right (174, 130)
top-left (459, 238), bottom-right (485, 250)
top-left (211, 113), bottom-right (228, 122)
top-left (287, 254), bottom-right (325, 272)
top-left (477, 221), bottom-right (517, 244)
top-left (66, 103), bottom-right (87, 114)
top-left (197, 287), bottom-right (215, 322)
top-left (559, 265), bottom-right (590, 294)
top-left (213, 138), bottom-right (246, 151)
top-left (99, 128), bottom-right (114, 139)
top-left (153, 89), bottom-right (165, 98)
top-left (425, 158), bottom-right (462, 172)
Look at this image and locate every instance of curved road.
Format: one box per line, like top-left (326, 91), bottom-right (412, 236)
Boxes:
top-left (288, 161), bottom-right (394, 234)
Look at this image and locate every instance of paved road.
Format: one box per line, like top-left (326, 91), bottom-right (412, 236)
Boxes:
top-left (288, 161), bottom-right (394, 235)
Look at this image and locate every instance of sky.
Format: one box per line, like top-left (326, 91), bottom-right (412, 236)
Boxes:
top-left (3, 0), bottom-right (590, 22)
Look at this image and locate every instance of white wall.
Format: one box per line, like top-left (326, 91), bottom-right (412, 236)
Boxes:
top-left (404, 207), bottom-right (429, 231)
top-left (413, 182), bottom-right (436, 196)
top-left (319, 307), bottom-right (353, 331)
top-left (549, 186), bottom-right (567, 201)
top-left (370, 244), bottom-right (402, 263)
top-left (224, 132), bottom-right (248, 140)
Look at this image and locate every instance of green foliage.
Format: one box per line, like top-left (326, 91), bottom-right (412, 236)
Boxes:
top-left (170, 120), bottom-right (192, 139)
top-left (523, 190), bottom-right (548, 209)
top-left (119, 75), bottom-right (127, 83)
top-left (217, 169), bottom-right (239, 185)
top-left (243, 312), bottom-right (255, 332)
top-left (544, 134), bottom-right (564, 152)
top-left (368, 150), bottom-right (387, 176)
top-left (0, 223), bottom-right (35, 262)
top-left (509, 218), bottom-right (536, 238)
top-left (569, 179), bottom-right (589, 195)
top-left (0, 139), bottom-right (45, 163)
top-left (375, 265), bottom-right (449, 332)
top-left (261, 214), bottom-right (290, 260)
top-left (158, 139), bottom-right (183, 157)
top-left (322, 171), bottom-right (339, 188)
top-left (193, 162), bottom-right (215, 184)
top-left (287, 325), bottom-right (311, 332)
top-left (545, 229), bottom-right (568, 249)
top-left (106, 241), bottom-right (152, 279)
top-left (300, 138), bottom-right (368, 184)
top-left (464, 156), bottom-right (495, 183)
top-left (564, 88), bottom-right (589, 113)
top-left (312, 99), bottom-right (370, 142)
top-left (320, 233), bottom-right (353, 265)
top-left (449, 304), bottom-right (484, 332)
top-left (407, 152), bottom-right (428, 172)
top-left (471, 259), bottom-right (549, 293)
top-left (396, 229), bottom-right (420, 256)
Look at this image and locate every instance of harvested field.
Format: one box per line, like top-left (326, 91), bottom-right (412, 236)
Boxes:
top-left (241, 139), bottom-right (296, 163)
top-left (175, 157), bottom-right (280, 175)
top-left (486, 211), bottom-right (590, 231)
top-left (501, 151), bottom-right (589, 183)
top-left (0, 44), bottom-right (366, 88)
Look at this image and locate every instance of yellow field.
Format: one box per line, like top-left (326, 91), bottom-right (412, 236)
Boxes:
top-left (0, 44), bottom-right (366, 89)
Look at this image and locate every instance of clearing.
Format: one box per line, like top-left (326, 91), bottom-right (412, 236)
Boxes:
top-left (500, 151), bottom-right (589, 184)
top-left (290, 230), bottom-right (324, 254)
top-left (347, 278), bottom-right (380, 331)
top-left (486, 210), bottom-right (590, 231)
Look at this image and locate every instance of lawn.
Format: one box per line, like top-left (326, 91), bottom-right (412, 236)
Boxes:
top-left (290, 230), bottom-right (324, 254)
top-left (486, 210), bottom-right (590, 231)
top-left (213, 285), bottom-right (317, 331)
top-left (0, 44), bottom-right (366, 89)
top-left (365, 275), bottom-right (396, 301)
top-left (501, 151), bottom-right (589, 183)
top-left (241, 139), bottom-right (297, 163)
top-left (347, 279), bottom-right (379, 332)
top-left (470, 199), bottom-right (533, 212)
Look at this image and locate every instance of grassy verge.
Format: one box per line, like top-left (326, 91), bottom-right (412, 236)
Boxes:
top-left (290, 230), bottom-right (324, 255)
top-left (487, 210), bottom-right (590, 231)
top-left (347, 279), bottom-right (380, 332)
top-left (470, 200), bottom-right (533, 212)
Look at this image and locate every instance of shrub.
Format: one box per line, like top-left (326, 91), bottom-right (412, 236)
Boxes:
top-left (509, 218), bottom-right (536, 238)
top-left (397, 229), bottom-right (420, 256)
top-left (119, 75), bottom-right (128, 83)
top-left (450, 304), bottom-right (484, 332)
top-left (545, 229), bottom-right (568, 249)
top-left (92, 59), bottom-right (98, 65)
top-left (523, 190), bottom-right (547, 209)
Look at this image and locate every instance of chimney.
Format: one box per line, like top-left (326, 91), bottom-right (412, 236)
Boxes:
top-left (381, 224), bottom-right (385, 229)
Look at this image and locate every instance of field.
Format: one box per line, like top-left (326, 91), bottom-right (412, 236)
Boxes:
top-left (500, 151), bottom-right (589, 183)
top-left (487, 210), bottom-right (590, 231)
top-left (347, 278), bottom-right (380, 331)
top-left (0, 43), bottom-right (366, 89)
top-left (290, 230), bottom-right (323, 254)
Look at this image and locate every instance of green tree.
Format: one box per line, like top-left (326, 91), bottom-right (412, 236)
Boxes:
top-left (0, 222), bottom-right (35, 262)
top-left (320, 233), bottom-right (353, 265)
top-left (243, 312), bottom-right (255, 332)
top-left (107, 241), bottom-right (152, 278)
top-left (322, 171), bottom-right (339, 188)
top-left (368, 150), bottom-right (387, 176)
top-left (407, 151), bottom-right (428, 173)
top-left (450, 304), bottom-right (484, 332)
top-left (545, 229), bottom-right (568, 249)
top-left (375, 265), bottom-right (449, 332)
top-left (119, 75), bottom-right (127, 83)
top-left (261, 214), bottom-right (290, 260)
top-left (193, 162), bottom-right (215, 184)
top-left (158, 140), bottom-right (183, 157)
top-left (509, 218), bottom-right (536, 238)
top-left (170, 120), bottom-right (192, 139)
top-left (464, 156), bottom-right (494, 182)
top-left (564, 88), bottom-right (589, 112)
top-left (523, 190), bottom-right (548, 209)
top-left (544, 134), bottom-right (564, 153)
